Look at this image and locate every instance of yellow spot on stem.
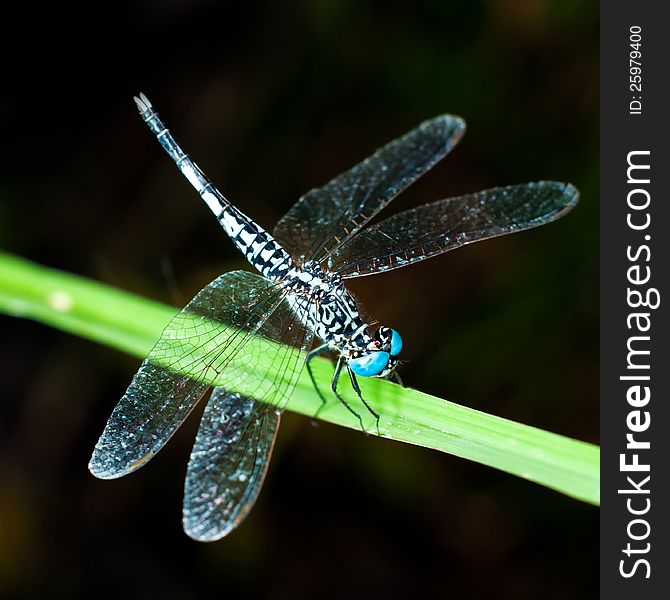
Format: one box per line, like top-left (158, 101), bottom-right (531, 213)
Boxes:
top-left (47, 290), bottom-right (73, 312)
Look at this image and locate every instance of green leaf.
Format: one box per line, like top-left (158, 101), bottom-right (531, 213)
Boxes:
top-left (0, 251), bottom-right (599, 505)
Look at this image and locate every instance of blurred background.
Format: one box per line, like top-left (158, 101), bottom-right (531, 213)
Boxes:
top-left (0, 1), bottom-right (598, 598)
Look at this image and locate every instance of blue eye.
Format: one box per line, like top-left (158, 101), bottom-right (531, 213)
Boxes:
top-left (349, 351), bottom-right (390, 377)
top-left (389, 329), bottom-right (402, 356)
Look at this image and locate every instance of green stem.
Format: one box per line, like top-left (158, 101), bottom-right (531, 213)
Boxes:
top-left (0, 251), bottom-right (599, 505)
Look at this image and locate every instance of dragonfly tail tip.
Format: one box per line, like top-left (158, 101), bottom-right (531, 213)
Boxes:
top-left (134, 92), bottom-right (152, 113)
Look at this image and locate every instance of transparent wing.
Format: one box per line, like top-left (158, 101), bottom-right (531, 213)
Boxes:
top-left (183, 292), bottom-right (313, 541)
top-left (182, 391), bottom-right (279, 541)
top-left (89, 270), bottom-right (304, 479)
top-left (273, 115), bottom-right (465, 264)
top-left (327, 182), bottom-right (579, 278)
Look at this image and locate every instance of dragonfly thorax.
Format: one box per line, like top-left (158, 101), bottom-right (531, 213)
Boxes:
top-left (284, 261), bottom-right (367, 348)
top-left (284, 262), bottom-right (402, 377)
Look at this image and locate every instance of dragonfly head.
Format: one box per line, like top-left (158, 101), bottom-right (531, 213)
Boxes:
top-left (348, 327), bottom-right (402, 378)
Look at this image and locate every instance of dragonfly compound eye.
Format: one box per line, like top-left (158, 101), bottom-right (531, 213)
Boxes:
top-left (389, 329), bottom-right (402, 356)
top-left (349, 351), bottom-right (390, 377)
top-left (375, 326), bottom-right (403, 356)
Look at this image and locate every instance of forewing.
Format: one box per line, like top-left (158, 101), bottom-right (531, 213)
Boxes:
top-left (328, 182), bottom-right (579, 278)
top-left (273, 115), bottom-right (465, 264)
top-left (183, 294), bottom-right (313, 541)
top-left (89, 270), bottom-right (288, 479)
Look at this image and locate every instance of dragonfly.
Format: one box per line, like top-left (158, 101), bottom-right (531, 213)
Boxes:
top-left (89, 93), bottom-right (579, 541)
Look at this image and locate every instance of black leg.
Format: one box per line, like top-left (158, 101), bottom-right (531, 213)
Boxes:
top-left (347, 366), bottom-right (381, 435)
top-left (330, 356), bottom-right (365, 431)
top-left (392, 370), bottom-right (404, 386)
top-left (306, 344), bottom-right (331, 423)
top-left (305, 346), bottom-right (383, 435)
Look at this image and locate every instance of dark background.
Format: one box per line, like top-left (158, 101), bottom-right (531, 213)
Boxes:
top-left (0, 1), bottom-right (598, 598)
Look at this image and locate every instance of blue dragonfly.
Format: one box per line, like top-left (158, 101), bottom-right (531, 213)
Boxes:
top-left (89, 94), bottom-right (578, 541)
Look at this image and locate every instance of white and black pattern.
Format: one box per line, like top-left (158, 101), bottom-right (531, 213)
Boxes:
top-left (90, 93), bottom-right (579, 542)
top-left (135, 94), bottom-right (292, 282)
top-left (283, 261), bottom-right (371, 352)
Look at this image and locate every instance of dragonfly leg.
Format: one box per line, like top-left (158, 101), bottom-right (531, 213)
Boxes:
top-left (306, 344), bottom-right (332, 423)
top-left (330, 356), bottom-right (365, 431)
top-left (391, 370), bottom-right (404, 386)
top-left (347, 365), bottom-right (381, 436)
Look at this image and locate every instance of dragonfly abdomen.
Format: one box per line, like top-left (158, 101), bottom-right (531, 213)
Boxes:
top-left (134, 93), bottom-right (292, 281)
top-left (216, 209), bottom-right (293, 280)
